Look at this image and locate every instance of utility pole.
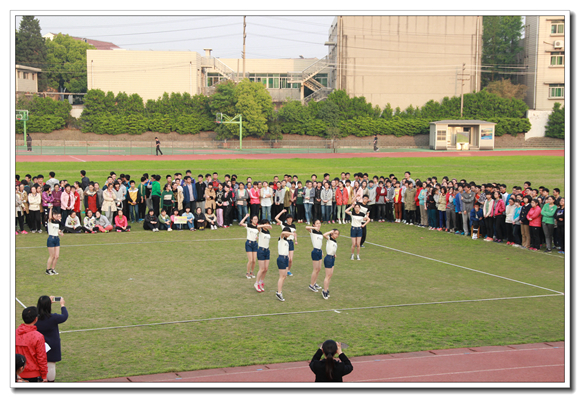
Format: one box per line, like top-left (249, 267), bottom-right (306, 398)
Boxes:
top-left (457, 63), bottom-right (471, 118)
top-left (242, 16), bottom-right (246, 80)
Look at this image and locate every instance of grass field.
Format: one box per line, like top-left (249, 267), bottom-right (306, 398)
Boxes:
top-left (14, 155), bottom-right (566, 382)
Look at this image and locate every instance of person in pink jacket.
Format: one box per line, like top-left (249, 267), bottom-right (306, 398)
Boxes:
top-left (527, 199), bottom-right (542, 251)
top-left (492, 191), bottom-right (506, 243)
top-left (114, 209), bottom-right (131, 232)
top-left (335, 181), bottom-right (349, 224)
top-left (248, 182), bottom-right (261, 220)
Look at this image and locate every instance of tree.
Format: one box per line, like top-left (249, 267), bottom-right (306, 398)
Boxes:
top-left (44, 33), bottom-right (95, 93)
top-left (15, 16), bottom-right (48, 91)
top-left (485, 78), bottom-right (527, 100)
top-left (545, 102), bottom-right (565, 139)
top-left (482, 16), bottom-right (525, 87)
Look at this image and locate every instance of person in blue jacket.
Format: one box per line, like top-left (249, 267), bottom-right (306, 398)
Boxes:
top-left (454, 185), bottom-right (464, 234)
top-left (470, 202), bottom-right (484, 240)
top-left (35, 295), bottom-right (68, 382)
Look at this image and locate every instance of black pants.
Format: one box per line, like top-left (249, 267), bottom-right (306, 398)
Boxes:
top-left (156, 145), bottom-right (163, 155)
top-left (406, 209), bottom-right (415, 225)
top-left (250, 204), bottom-right (260, 220)
top-left (28, 210), bottom-right (41, 231)
top-left (456, 212), bottom-right (463, 232)
top-left (151, 195), bottom-right (161, 217)
top-left (484, 217), bottom-right (494, 238)
top-left (557, 222), bottom-right (565, 251)
top-left (386, 202), bottom-right (394, 221)
top-left (367, 204), bottom-right (375, 220)
top-left (495, 214), bottom-right (505, 240)
top-left (224, 205), bottom-right (232, 226)
top-left (313, 203), bottom-right (321, 221)
top-left (297, 204), bottom-right (305, 221)
top-left (506, 222), bottom-right (514, 242)
top-left (361, 225), bottom-right (367, 246)
top-left (138, 200), bottom-right (147, 219)
top-left (16, 211), bottom-right (25, 231)
top-left (513, 224), bottom-right (522, 245)
top-left (144, 221), bottom-right (156, 230)
top-left (530, 226), bottom-right (541, 249)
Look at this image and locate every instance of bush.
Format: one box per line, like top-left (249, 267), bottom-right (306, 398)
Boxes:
top-left (15, 95), bottom-right (72, 134)
top-left (545, 103), bottom-right (565, 139)
top-left (487, 117), bottom-right (531, 137)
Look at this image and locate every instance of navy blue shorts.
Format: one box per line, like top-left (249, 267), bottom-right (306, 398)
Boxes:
top-left (350, 226), bottom-right (362, 238)
top-left (245, 240), bottom-right (258, 253)
top-left (311, 248), bottom-right (323, 261)
top-left (288, 240), bottom-right (295, 251)
top-left (324, 255), bottom-right (335, 269)
top-left (47, 236), bottom-right (60, 248)
top-left (277, 256), bottom-right (289, 270)
top-left (257, 247), bottom-right (270, 261)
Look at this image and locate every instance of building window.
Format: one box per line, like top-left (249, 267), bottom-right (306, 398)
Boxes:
top-left (549, 84), bottom-right (564, 99)
top-left (551, 22), bottom-right (564, 34)
top-left (550, 52), bottom-right (564, 66)
top-left (23, 72), bottom-right (29, 79)
top-left (436, 130), bottom-right (446, 141)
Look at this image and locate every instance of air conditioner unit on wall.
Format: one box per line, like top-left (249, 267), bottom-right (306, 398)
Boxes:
top-left (553, 40), bottom-right (564, 49)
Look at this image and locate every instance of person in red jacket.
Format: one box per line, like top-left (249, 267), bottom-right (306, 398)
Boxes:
top-left (15, 307), bottom-right (48, 382)
top-left (527, 198), bottom-right (542, 251)
top-left (492, 190), bottom-right (506, 243)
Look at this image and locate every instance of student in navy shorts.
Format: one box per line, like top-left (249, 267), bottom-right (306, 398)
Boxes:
top-left (346, 204), bottom-right (369, 261)
top-left (275, 227), bottom-right (293, 302)
top-left (46, 208), bottom-right (63, 276)
top-left (239, 213), bottom-right (259, 279)
top-left (321, 229), bottom-right (340, 300)
top-left (306, 219), bottom-right (324, 292)
top-left (255, 219), bottom-right (272, 293)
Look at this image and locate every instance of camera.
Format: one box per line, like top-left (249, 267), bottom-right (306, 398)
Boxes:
top-left (53, 296), bottom-right (61, 302)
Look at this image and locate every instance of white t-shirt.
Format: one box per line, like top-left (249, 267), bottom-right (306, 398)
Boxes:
top-left (326, 238), bottom-right (338, 256)
top-left (281, 222), bottom-right (296, 241)
top-left (48, 221), bottom-right (60, 237)
top-left (351, 212), bottom-right (365, 228)
top-left (258, 230), bottom-right (271, 249)
top-left (246, 225), bottom-right (259, 241)
top-left (260, 187), bottom-right (273, 207)
top-left (310, 230), bottom-right (323, 250)
top-left (278, 238), bottom-right (289, 256)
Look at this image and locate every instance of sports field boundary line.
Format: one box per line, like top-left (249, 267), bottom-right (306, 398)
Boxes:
top-left (15, 237), bottom-right (247, 249)
top-left (356, 364), bottom-right (564, 382)
top-left (348, 237), bottom-right (564, 295)
top-left (57, 293), bottom-right (562, 334)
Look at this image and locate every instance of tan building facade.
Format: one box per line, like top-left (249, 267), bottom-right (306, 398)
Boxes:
top-left (87, 50), bottom-right (203, 102)
top-left (16, 64), bottom-right (41, 93)
top-left (327, 15), bottom-right (483, 111)
top-left (519, 15), bottom-right (566, 111)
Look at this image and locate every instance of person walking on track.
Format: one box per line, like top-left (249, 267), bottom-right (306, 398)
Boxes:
top-left (155, 137), bottom-right (163, 156)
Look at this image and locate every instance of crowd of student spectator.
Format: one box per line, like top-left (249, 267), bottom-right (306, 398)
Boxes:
top-left (15, 170), bottom-right (565, 254)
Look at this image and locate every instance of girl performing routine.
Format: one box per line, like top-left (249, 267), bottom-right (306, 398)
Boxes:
top-left (239, 213), bottom-right (260, 279)
top-left (275, 227), bottom-right (293, 302)
top-left (255, 219), bottom-right (272, 293)
top-left (305, 219), bottom-right (324, 292)
top-left (46, 207), bottom-right (63, 275)
top-left (345, 204), bottom-right (369, 260)
top-left (274, 209), bottom-right (298, 276)
top-left (321, 228), bottom-right (340, 300)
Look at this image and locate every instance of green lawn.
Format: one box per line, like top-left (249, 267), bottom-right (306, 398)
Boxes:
top-left (14, 155), bottom-right (566, 382)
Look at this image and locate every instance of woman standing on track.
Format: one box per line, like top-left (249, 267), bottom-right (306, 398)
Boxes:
top-left (46, 207), bottom-right (63, 276)
top-left (306, 219), bottom-right (324, 292)
top-left (255, 219), bottom-right (272, 293)
top-left (239, 213), bottom-right (259, 279)
top-left (345, 204), bottom-right (369, 260)
top-left (275, 227), bottom-right (293, 302)
top-left (309, 340), bottom-right (353, 382)
top-left (274, 209), bottom-right (297, 276)
top-left (321, 228), bottom-right (340, 300)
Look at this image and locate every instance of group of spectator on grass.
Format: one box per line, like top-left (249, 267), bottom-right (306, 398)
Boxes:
top-left (15, 170), bottom-right (565, 253)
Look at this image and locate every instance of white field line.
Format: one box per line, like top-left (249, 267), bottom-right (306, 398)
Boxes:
top-left (57, 293), bottom-right (562, 334)
top-left (343, 237), bottom-right (565, 295)
top-left (15, 237), bottom-right (247, 249)
top-left (356, 364), bottom-right (564, 382)
top-left (68, 155), bottom-right (86, 162)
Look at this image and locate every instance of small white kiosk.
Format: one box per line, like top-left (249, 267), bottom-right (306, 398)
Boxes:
top-left (429, 120), bottom-right (497, 150)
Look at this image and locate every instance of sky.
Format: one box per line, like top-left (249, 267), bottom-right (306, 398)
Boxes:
top-left (15, 14), bottom-right (336, 60)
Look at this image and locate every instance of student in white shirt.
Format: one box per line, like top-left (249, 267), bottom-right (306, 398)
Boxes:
top-left (45, 207), bottom-right (63, 276)
top-left (305, 219), bottom-right (324, 292)
top-left (275, 228), bottom-right (293, 302)
top-left (255, 219), bottom-right (272, 293)
top-left (345, 204), bottom-right (370, 260)
top-left (321, 229), bottom-right (340, 300)
top-left (239, 213), bottom-right (260, 279)
top-left (275, 209), bottom-right (298, 277)
top-left (260, 181), bottom-right (273, 222)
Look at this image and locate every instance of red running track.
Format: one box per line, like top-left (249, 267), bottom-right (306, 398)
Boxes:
top-left (88, 341), bottom-right (565, 384)
top-left (16, 149), bottom-right (564, 163)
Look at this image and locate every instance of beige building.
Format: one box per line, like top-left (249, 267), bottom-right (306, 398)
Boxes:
top-left (327, 16), bottom-right (483, 111)
top-left (519, 15), bottom-right (566, 111)
top-left (16, 64), bottom-right (41, 93)
top-left (86, 48), bottom-right (328, 103)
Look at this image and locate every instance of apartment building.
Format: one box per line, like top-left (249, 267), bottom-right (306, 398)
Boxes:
top-left (326, 15), bottom-right (483, 111)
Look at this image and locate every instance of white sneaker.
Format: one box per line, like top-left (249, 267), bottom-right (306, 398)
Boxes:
top-left (472, 234), bottom-right (477, 239)
top-left (350, 254), bottom-right (354, 260)
top-left (356, 255), bottom-right (360, 260)
top-left (167, 228), bottom-right (172, 231)
top-left (338, 220), bottom-right (342, 224)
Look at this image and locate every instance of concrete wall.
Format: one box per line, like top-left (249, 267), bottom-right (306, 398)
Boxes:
top-left (86, 50), bottom-right (201, 102)
top-left (330, 15), bottom-right (482, 111)
top-left (525, 110), bottom-right (551, 139)
top-left (16, 69), bottom-right (39, 92)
